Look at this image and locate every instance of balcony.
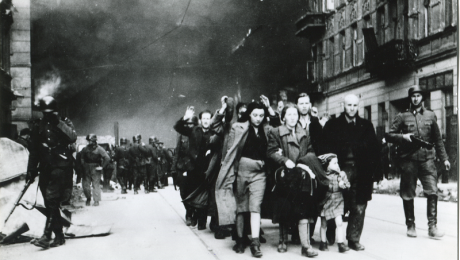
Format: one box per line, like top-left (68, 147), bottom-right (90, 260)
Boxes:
top-left (295, 12), bottom-right (326, 40)
top-left (365, 39), bottom-right (418, 76)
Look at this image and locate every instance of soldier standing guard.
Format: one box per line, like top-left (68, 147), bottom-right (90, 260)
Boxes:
top-left (81, 134), bottom-right (110, 206)
top-left (114, 137), bottom-right (131, 194)
top-left (26, 96), bottom-right (77, 249)
top-left (385, 86), bottom-right (450, 239)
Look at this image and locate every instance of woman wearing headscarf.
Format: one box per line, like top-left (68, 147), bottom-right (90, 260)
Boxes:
top-left (267, 103), bottom-right (328, 258)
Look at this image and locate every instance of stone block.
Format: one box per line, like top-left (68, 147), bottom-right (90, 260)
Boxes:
top-left (14, 7), bottom-right (30, 19)
top-left (11, 31), bottom-right (30, 42)
top-left (10, 67), bottom-right (30, 78)
top-left (11, 41), bottom-right (30, 53)
top-left (10, 53), bottom-right (31, 65)
top-left (11, 19), bottom-right (30, 30)
top-left (11, 106), bottom-right (32, 120)
top-left (12, 87), bottom-right (32, 98)
top-left (11, 77), bottom-right (31, 90)
top-left (13, 0), bottom-right (30, 8)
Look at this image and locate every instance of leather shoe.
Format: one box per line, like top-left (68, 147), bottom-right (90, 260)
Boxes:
top-left (319, 241), bottom-right (328, 251)
top-left (50, 233), bottom-right (65, 247)
top-left (233, 241), bottom-right (245, 254)
top-left (338, 243), bottom-right (349, 252)
top-left (348, 241), bottom-right (365, 251)
top-left (301, 247), bottom-right (318, 257)
top-left (33, 235), bottom-right (51, 249)
top-left (277, 242), bottom-right (287, 253)
top-left (93, 201), bottom-right (99, 206)
top-left (250, 238), bottom-right (262, 258)
top-left (85, 200), bottom-right (91, 206)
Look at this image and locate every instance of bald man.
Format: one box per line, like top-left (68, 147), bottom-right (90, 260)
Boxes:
top-left (322, 94), bottom-right (381, 251)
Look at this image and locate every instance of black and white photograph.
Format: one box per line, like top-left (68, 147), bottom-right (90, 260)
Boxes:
top-left (0, 0), bottom-right (458, 259)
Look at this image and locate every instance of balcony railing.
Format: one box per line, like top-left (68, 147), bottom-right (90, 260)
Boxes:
top-left (365, 39), bottom-right (418, 76)
top-left (295, 12), bottom-right (326, 39)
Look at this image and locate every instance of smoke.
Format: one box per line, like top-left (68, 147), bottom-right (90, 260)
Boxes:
top-left (31, 0), bottom-right (309, 147)
top-left (34, 70), bottom-right (62, 105)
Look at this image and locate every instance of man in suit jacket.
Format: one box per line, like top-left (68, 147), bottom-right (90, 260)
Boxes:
top-left (322, 94), bottom-right (381, 251)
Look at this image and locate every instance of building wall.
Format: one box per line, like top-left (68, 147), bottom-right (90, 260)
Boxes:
top-left (313, 55), bottom-right (457, 136)
top-left (10, 0), bottom-right (31, 131)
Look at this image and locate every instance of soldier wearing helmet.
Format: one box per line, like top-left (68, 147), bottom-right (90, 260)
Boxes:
top-left (129, 133), bottom-right (149, 194)
top-left (113, 137), bottom-right (131, 194)
top-left (144, 136), bottom-right (159, 192)
top-left (157, 140), bottom-right (173, 188)
top-left (386, 85), bottom-right (450, 239)
top-left (26, 96), bottom-right (77, 249)
top-left (80, 134), bottom-right (110, 206)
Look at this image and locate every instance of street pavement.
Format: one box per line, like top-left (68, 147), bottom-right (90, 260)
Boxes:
top-left (1, 181), bottom-right (458, 260)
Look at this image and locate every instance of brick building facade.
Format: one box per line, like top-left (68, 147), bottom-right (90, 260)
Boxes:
top-left (295, 0), bottom-right (458, 176)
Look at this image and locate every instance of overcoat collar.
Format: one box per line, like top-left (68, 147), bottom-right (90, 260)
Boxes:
top-left (278, 124), bottom-right (307, 139)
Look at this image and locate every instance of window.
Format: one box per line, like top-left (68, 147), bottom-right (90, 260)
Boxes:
top-left (377, 7), bottom-right (385, 44)
top-left (363, 16), bottom-right (372, 61)
top-left (364, 106), bottom-right (371, 121)
top-left (352, 24), bottom-right (358, 67)
top-left (323, 0), bottom-right (334, 12)
top-left (317, 42), bottom-right (323, 81)
top-left (328, 37), bottom-right (334, 77)
top-left (419, 71), bottom-right (454, 91)
top-left (340, 30), bottom-right (346, 71)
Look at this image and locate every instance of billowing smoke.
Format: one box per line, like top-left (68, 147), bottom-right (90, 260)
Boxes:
top-left (34, 70), bottom-right (62, 105)
top-left (31, 0), bottom-right (309, 147)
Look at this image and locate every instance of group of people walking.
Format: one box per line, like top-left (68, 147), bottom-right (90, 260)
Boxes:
top-left (23, 84), bottom-right (450, 253)
top-left (170, 86), bottom-right (450, 258)
top-left (76, 133), bottom-right (173, 206)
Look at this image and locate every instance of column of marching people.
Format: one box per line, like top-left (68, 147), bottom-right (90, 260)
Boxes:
top-left (169, 87), bottom-right (450, 258)
top-left (25, 84), bottom-right (450, 252)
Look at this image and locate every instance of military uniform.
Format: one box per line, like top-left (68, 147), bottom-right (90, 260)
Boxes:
top-left (129, 142), bottom-right (148, 193)
top-left (113, 144), bottom-right (131, 193)
top-left (144, 143), bottom-right (159, 192)
top-left (81, 144), bottom-right (110, 204)
top-left (386, 106), bottom-right (448, 199)
top-left (386, 86), bottom-right (448, 239)
top-left (27, 115), bottom-right (77, 247)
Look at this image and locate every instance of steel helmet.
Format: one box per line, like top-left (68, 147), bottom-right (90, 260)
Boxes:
top-left (408, 85), bottom-right (426, 101)
top-left (86, 133), bottom-right (97, 142)
top-left (39, 96), bottom-right (57, 113)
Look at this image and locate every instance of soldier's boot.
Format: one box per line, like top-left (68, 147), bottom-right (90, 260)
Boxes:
top-left (50, 228), bottom-right (65, 247)
top-left (427, 195), bottom-right (444, 239)
top-left (33, 217), bottom-right (53, 249)
top-left (86, 198), bottom-right (91, 206)
top-left (121, 188), bottom-right (127, 194)
top-left (403, 199), bottom-right (417, 237)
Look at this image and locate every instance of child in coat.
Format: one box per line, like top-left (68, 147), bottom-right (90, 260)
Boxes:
top-left (318, 153), bottom-right (350, 253)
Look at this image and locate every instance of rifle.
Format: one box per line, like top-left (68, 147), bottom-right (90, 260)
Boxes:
top-left (410, 135), bottom-right (434, 149)
top-left (4, 180), bottom-right (33, 224)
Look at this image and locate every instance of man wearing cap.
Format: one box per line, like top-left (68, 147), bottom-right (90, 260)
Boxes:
top-left (26, 96), bottom-right (77, 248)
top-left (114, 137), bottom-right (131, 194)
top-left (81, 134), bottom-right (110, 206)
top-left (16, 128), bottom-right (31, 150)
top-left (385, 86), bottom-right (450, 239)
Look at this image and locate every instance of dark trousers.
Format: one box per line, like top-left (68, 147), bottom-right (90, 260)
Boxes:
top-left (39, 166), bottom-right (73, 234)
top-left (103, 166), bottom-right (114, 188)
top-left (345, 183), bottom-right (368, 243)
top-left (146, 164), bottom-right (158, 191)
top-left (133, 165), bottom-right (146, 191)
top-left (343, 162), bottom-right (368, 243)
top-left (117, 167), bottom-right (129, 189)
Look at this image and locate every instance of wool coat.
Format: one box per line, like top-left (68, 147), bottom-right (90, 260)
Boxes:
top-left (322, 113), bottom-right (381, 202)
top-left (215, 120), bottom-right (271, 225)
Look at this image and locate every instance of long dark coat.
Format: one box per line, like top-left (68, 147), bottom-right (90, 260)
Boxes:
top-left (267, 124), bottom-right (328, 223)
top-left (322, 113), bottom-right (381, 202)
